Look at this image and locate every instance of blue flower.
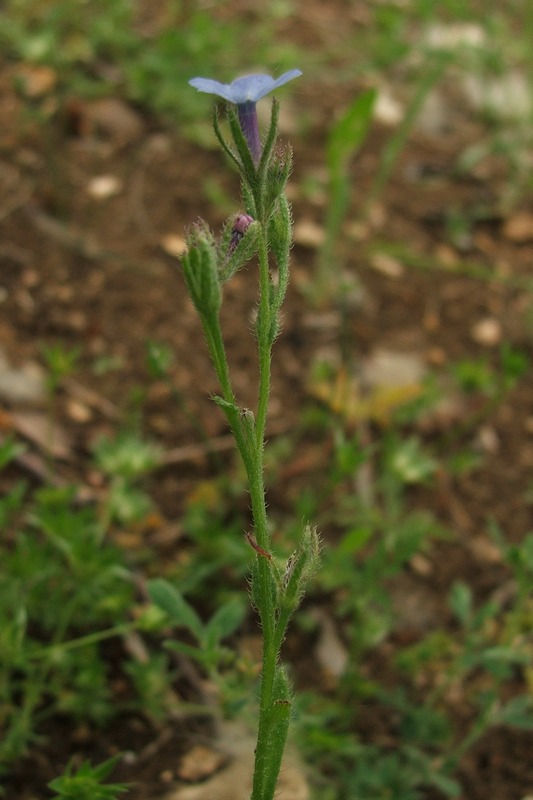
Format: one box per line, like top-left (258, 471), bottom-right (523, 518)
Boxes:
top-left (189, 70), bottom-right (302, 164)
top-left (188, 70), bottom-right (302, 104)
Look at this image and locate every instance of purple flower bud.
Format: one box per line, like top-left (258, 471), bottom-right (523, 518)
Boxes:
top-left (229, 213), bottom-right (254, 253)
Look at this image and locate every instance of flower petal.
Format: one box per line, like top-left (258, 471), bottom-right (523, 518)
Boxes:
top-left (188, 77), bottom-right (237, 102)
top-left (189, 70), bottom-right (302, 104)
top-left (264, 69), bottom-right (303, 98)
top-left (229, 75), bottom-right (276, 103)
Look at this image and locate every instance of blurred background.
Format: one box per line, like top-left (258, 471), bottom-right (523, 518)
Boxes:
top-left (2, 2), bottom-right (533, 799)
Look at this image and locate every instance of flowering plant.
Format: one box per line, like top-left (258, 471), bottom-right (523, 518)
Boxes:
top-left (182, 71), bottom-right (318, 800)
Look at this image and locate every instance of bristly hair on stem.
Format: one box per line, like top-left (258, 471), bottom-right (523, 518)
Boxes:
top-left (182, 69), bottom-right (314, 800)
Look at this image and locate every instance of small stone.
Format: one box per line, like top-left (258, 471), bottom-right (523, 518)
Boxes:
top-left (178, 745), bottom-right (226, 782)
top-left (293, 219), bottom-right (325, 248)
top-left (0, 352), bottom-right (46, 405)
top-left (524, 417), bottom-right (533, 434)
top-left (425, 347), bottom-right (446, 366)
top-left (476, 425), bottom-right (500, 454)
top-left (369, 252), bottom-right (404, 278)
top-left (423, 311), bottom-right (440, 332)
top-left (73, 97), bottom-right (144, 144)
top-left (470, 317), bottom-right (502, 346)
top-left (17, 64), bottom-right (58, 97)
top-left (435, 244), bottom-right (459, 267)
top-left (87, 175), bottom-right (122, 199)
top-left (410, 553), bottom-right (433, 576)
top-left (161, 234), bottom-right (188, 257)
top-left (463, 71), bottom-right (532, 121)
top-left (66, 399), bottom-right (92, 423)
top-left (502, 211), bottom-right (533, 243)
top-left (362, 348), bottom-right (426, 389)
top-left (424, 22), bottom-right (485, 49)
top-left (468, 535), bottom-right (503, 565)
top-left (374, 88), bottom-right (403, 126)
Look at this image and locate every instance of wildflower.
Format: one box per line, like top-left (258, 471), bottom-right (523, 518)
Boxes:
top-left (189, 70), bottom-right (302, 165)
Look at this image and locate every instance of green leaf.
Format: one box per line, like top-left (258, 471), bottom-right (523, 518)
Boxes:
top-left (165, 639), bottom-right (209, 664)
top-left (48, 756), bottom-right (128, 800)
top-left (337, 526), bottom-right (373, 556)
top-left (204, 597), bottom-right (246, 649)
top-left (147, 579), bottom-right (204, 641)
top-left (448, 581), bottom-right (472, 626)
top-left (327, 88), bottom-right (377, 178)
top-left (428, 770), bottom-right (461, 798)
top-left (0, 435), bottom-right (26, 469)
top-left (495, 695), bottom-right (533, 729)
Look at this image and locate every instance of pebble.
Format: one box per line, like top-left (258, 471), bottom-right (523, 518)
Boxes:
top-left (0, 349), bottom-right (46, 405)
top-left (502, 211), bottom-right (533, 243)
top-left (87, 175), bottom-right (123, 199)
top-left (293, 219), bottom-right (325, 248)
top-left (470, 317), bottom-right (502, 346)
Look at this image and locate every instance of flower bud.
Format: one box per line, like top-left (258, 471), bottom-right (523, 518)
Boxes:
top-left (219, 213), bottom-right (259, 282)
top-left (181, 220), bottom-right (221, 317)
top-left (229, 213), bottom-right (255, 253)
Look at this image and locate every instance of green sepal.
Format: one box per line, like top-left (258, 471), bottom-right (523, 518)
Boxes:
top-left (242, 183), bottom-right (257, 219)
top-left (268, 194), bottom-right (292, 313)
top-left (273, 524), bottom-right (321, 652)
top-left (257, 99), bottom-right (280, 185)
top-left (265, 143), bottom-right (292, 212)
top-left (213, 105), bottom-right (242, 174)
top-left (181, 225), bottom-right (221, 317)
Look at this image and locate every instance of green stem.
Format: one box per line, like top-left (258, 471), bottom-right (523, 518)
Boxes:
top-left (203, 316), bottom-right (236, 405)
top-left (202, 307), bottom-right (276, 639)
top-left (205, 290), bottom-right (282, 800)
top-left (255, 226), bottom-right (273, 453)
top-left (249, 224), bottom-right (287, 800)
top-left (202, 318), bottom-right (255, 481)
top-left (250, 650), bottom-right (278, 800)
top-left (30, 622), bottom-right (136, 661)
top-left (186, 106), bottom-right (296, 800)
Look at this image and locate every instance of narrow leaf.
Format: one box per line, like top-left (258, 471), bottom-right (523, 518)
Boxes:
top-left (327, 88), bottom-right (377, 178)
top-left (205, 597), bottom-right (246, 649)
top-left (148, 578), bottom-right (203, 641)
